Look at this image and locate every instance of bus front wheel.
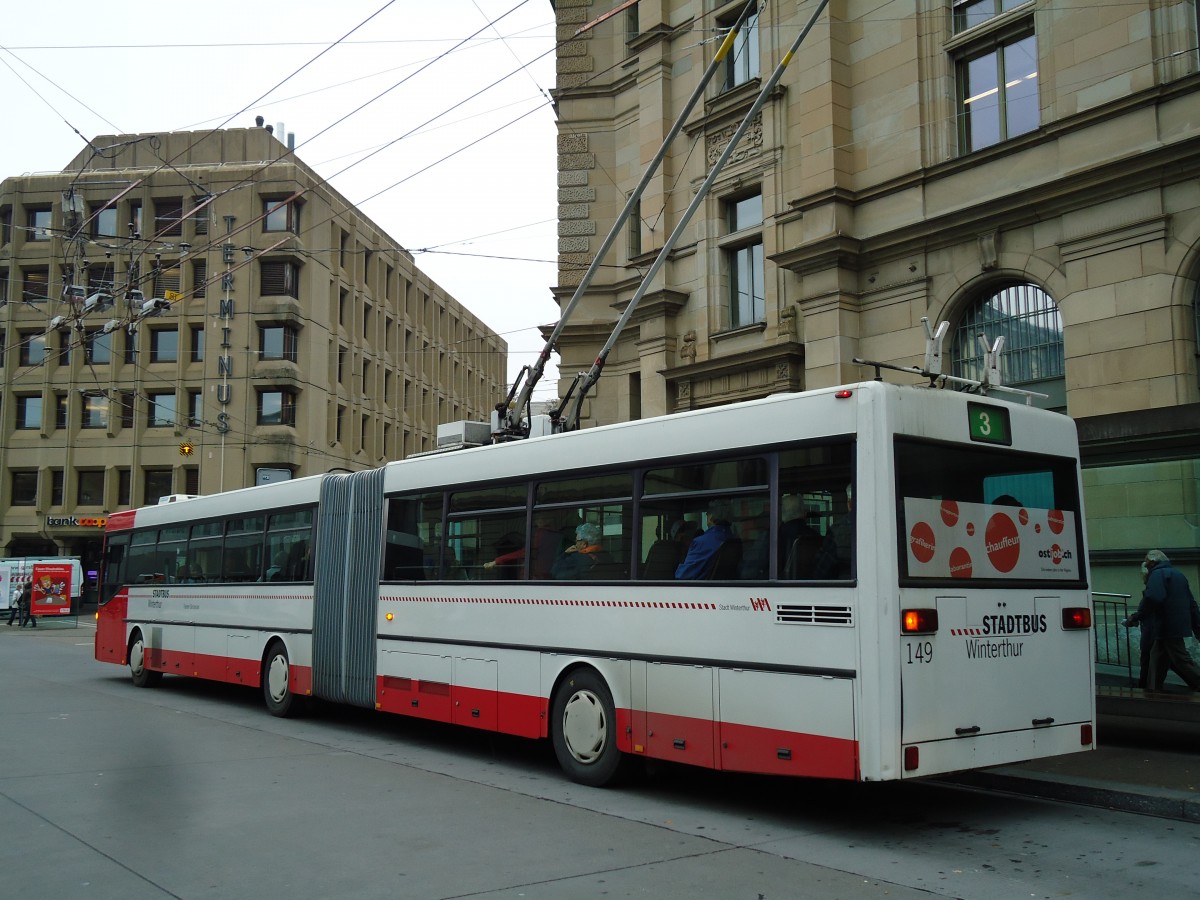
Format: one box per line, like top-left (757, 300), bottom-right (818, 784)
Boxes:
top-left (128, 631), bottom-right (163, 688)
top-left (262, 641), bottom-right (301, 717)
top-left (550, 668), bottom-right (625, 787)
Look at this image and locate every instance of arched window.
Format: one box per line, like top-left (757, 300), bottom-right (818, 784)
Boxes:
top-left (952, 282), bottom-right (1065, 411)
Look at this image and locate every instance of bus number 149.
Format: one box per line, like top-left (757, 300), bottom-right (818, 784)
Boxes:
top-left (905, 641), bottom-right (934, 664)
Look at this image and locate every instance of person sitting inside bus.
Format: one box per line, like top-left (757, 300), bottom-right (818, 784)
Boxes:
top-left (484, 511), bottom-right (567, 579)
top-left (551, 523), bottom-right (609, 579)
top-left (675, 502), bottom-right (738, 579)
top-left (779, 495), bottom-right (824, 579)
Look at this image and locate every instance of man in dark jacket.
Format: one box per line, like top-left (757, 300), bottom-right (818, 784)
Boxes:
top-left (6, 579), bottom-right (35, 628)
top-left (1133, 550), bottom-right (1200, 691)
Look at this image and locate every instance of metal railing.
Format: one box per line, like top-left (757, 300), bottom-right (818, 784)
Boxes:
top-left (1092, 592), bottom-right (1134, 686)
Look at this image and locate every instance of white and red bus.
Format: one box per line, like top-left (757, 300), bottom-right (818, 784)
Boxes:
top-left (95, 381), bottom-right (1095, 785)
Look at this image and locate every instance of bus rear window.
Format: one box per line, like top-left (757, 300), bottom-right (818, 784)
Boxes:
top-left (895, 438), bottom-right (1084, 585)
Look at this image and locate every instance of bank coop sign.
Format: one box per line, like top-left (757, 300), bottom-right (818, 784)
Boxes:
top-left (46, 516), bottom-right (108, 529)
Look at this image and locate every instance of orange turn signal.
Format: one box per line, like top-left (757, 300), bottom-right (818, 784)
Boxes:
top-left (902, 609), bottom-right (938, 634)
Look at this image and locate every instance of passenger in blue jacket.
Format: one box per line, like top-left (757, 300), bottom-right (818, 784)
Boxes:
top-left (675, 502), bottom-right (736, 579)
top-left (1129, 550), bottom-right (1200, 691)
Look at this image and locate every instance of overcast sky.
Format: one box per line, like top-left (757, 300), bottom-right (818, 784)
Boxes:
top-left (0, 0), bottom-right (562, 404)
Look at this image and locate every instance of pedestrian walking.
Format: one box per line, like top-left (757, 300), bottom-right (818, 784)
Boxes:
top-left (1127, 550), bottom-right (1200, 691)
top-left (5, 579), bottom-right (36, 628)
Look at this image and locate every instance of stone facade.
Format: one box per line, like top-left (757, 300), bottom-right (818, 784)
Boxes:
top-left (551, 2), bottom-right (1200, 599)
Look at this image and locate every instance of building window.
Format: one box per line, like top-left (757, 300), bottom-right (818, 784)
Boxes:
top-left (28, 207), bottom-right (52, 240)
top-left (153, 259), bottom-right (181, 298)
top-left (55, 393), bottom-right (69, 429)
top-left (192, 259), bottom-right (207, 298)
top-left (0, 269), bottom-right (8, 305)
top-left (78, 470), bottom-right (105, 505)
top-left (336, 404), bottom-right (345, 443)
top-left (952, 282), bottom-right (1065, 411)
top-left (263, 198), bottom-right (301, 233)
top-left (257, 389), bottom-right (297, 426)
top-left (723, 192), bottom-right (765, 329)
top-left (87, 329), bottom-right (113, 364)
top-left (0, 208), bottom-right (10, 244)
top-left (82, 393), bottom-right (109, 429)
top-left (129, 201), bottom-right (142, 237)
top-left (117, 468), bottom-right (132, 505)
top-left (261, 260), bottom-right (299, 298)
top-left (144, 470), bottom-right (172, 505)
top-left (192, 196), bottom-right (210, 235)
top-left (19, 331), bottom-right (46, 367)
top-left (627, 195), bottom-right (642, 259)
top-left (190, 325), bottom-right (205, 362)
top-left (23, 268), bottom-right (49, 303)
top-left (148, 392), bottom-right (177, 428)
top-left (91, 204), bottom-right (118, 238)
top-left (11, 471), bottom-right (38, 506)
top-left (149, 327), bottom-right (179, 363)
top-left (722, 10), bottom-right (759, 91)
top-left (187, 390), bottom-right (203, 427)
top-left (57, 331), bottom-right (73, 365)
top-left (16, 395), bottom-right (42, 429)
top-left (185, 467), bottom-right (200, 496)
top-left (954, 2), bottom-right (1038, 153)
top-left (120, 391), bottom-right (136, 428)
top-left (88, 262), bottom-right (115, 296)
top-left (51, 469), bottom-right (64, 506)
top-left (259, 324), bottom-right (298, 362)
top-left (123, 330), bottom-right (137, 365)
top-left (154, 198), bottom-right (184, 237)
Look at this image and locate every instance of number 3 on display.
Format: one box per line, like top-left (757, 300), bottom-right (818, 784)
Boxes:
top-left (906, 641), bottom-right (933, 664)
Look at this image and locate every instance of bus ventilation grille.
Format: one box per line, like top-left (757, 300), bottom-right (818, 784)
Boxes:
top-left (775, 605), bottom-right (853, 626)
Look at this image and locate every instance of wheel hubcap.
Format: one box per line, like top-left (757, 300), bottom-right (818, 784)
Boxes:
top-left (130, 640), bottom-right (145, 676)
top-left (561, 689), bottom-right (606, 764)
top-left (267, 654), bottom-right (289, 703)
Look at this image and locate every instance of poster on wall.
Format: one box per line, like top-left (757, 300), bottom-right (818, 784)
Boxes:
top-left (904, 498), bottom-right (1080, 580)
top-left (30, 563), bottom-right (73, 616)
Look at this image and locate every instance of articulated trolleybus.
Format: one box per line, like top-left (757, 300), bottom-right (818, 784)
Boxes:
top-left (96, 381), bottom-right (1094, 785)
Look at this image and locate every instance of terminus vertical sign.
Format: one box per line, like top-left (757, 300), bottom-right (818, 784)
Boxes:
top-left (216, 297), bottom-right (233, 433)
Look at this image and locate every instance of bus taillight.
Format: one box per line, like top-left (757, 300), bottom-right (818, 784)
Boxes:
top-left (1062, 608), bottom-right (1091, 630)
top-left (902, 609), bottom-right (938, 634)
top-left (903, 746), bottom-right (919, 771)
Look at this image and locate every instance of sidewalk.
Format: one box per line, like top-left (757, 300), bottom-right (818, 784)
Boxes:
top-left (945, 688), bottom-right (1200, 822)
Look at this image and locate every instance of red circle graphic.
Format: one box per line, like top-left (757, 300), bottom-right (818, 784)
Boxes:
top-left (949, 546), bottom-right (973, 579)
top-left (940, 500), bottom-right (960, 527)
top-left (1018, 508), bottom-right (1029, 526)
top-left (985, 513), bottom-right (1021, 573)
top-left (1047, 509), bottom-right (1065, 534)
top-left (909, 521), bottom-right (936, 564)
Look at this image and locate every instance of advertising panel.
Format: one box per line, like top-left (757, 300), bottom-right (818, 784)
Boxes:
top-left (904, 498), bottom-right (1079, 580)
top-left (30, 562), bottom-right (74, 616)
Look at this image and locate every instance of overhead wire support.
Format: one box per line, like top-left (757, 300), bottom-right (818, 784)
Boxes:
top-left (494, 0), bottom-right (759, 441)
top-left (558, 0), bottom-right (832, 433)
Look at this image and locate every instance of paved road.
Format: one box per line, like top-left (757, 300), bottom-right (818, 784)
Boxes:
top-left (3, 621), bottom-right (1198, 899)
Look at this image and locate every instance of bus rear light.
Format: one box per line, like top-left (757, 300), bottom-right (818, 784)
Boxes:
top-left (902, 609), bottom-right (938, 634)
top-left (834, 389), bottom-right (853, 399)
top-left (1081, 724), bottom-right (1093, 746)
top-left (903, 746), bottom-right (919, 771)
top-left (1062, 607), bottom-right (1091, 630)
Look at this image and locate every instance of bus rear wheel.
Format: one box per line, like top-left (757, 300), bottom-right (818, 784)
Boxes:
top-left (128, 631), bottom-right (162, 688)
top-left (262, 641), bottom-right (301, 717)
top-left (550, 668), bottom-right (625, 787)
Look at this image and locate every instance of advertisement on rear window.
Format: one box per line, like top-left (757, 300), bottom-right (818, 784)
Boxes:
top-left (904, 498), bottom-right (1079, 580)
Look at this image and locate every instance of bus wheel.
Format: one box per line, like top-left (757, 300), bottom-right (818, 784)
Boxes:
top-left (128, 631), bottom-right (162, 688)
top-left (262, 641), bottom-right (300, 717)
top-left (550, 668), bottom-right (624, 787)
